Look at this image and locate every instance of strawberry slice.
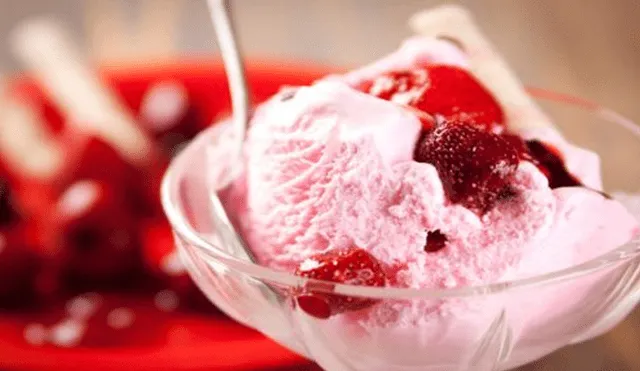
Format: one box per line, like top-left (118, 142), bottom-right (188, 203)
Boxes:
top-left (294, 247), bottom-right (387, 319)
top-left (363, 65), bottom-right (504, 132)
top-left (415, 121), bottom-right (522, 214)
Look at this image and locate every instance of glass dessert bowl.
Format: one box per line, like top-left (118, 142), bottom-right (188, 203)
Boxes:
top-left (161, 81), bottom-right (640, 371)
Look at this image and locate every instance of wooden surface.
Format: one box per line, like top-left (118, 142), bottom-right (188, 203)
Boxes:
top-left (0, 1), bottom-right (639, 370)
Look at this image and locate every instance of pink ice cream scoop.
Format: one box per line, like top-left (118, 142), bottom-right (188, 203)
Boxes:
top-left (216, 37), bottom-right (638, 328)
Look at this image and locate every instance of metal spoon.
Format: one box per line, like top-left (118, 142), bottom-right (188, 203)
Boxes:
top-left (205, 0), bottom-right (258, 263)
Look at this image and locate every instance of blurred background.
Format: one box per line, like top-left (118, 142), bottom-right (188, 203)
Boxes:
top-left (1, 0), bottom-right (640, 120)
top-left (0, 0), bottom-right (639, 370)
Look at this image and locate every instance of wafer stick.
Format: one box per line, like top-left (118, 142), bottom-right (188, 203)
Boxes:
top-left (410, 5), bottom-right (552, 131)
top-left (10, 18), bottom-right (154, 166)
top-left (0, 80), bottom-right (64, 179)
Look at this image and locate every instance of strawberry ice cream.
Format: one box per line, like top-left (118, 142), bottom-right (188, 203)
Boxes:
top-left (206, 32), bottom-right (640, 362)
top-left (219, 34), bottom-right (637, 298)
top-left (147, 4), bottom-right (640, 370)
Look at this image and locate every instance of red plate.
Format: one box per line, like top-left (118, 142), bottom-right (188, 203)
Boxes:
top-left (0, 59), bottom-right (336, 371)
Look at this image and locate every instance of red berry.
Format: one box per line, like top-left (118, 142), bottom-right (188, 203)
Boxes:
top-left (424, 230), bottom-right (448, 253)
top-left (502, 133), bottom-right (531, 157)
top-left (415, 121), bottom-right (521, 214)
top-left (294, 247), bottom-right (387, 319)
top-left (53, 180), bottom-right (140, 284)
top-left (295, 294), bottom-right (332, 320)
top-left (366, 69), bottom-right (429, 105)
top-left (363, 66), bottom-right (504, 132)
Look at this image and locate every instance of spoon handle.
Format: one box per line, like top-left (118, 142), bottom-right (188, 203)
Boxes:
top-left (207, 0), bottom-right (250, 157)
top-left (206, 0), bottom-right (260, 264)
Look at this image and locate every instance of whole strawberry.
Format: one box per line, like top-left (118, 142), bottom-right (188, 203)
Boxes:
top-left (363, 65), bottom-right (504, 132)
top-left (415, 121), bottom-right (522, 214)
top-left (294, 247), bottom-right (387, 319)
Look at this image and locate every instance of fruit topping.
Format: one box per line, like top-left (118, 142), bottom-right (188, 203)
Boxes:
top-left (366, 69), bottom-right (429, 106)
top-left (415, 121), bottom-right (521, 214)
top-left (525, 140), bottom-right (582, 189)
top-left (363, 65), bottom-right (504, 132)
top-left (424, 230), bottom-right (448, 253)
top-left (294, 247), bottom-right (387, 319)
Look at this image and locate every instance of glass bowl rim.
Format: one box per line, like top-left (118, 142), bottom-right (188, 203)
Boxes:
top-left (161, 86), bottom-right (640, 300)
